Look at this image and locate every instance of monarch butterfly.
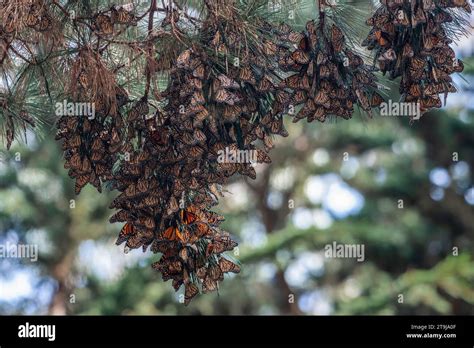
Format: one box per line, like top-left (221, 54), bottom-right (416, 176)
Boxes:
top-left (421, 96), bottom-right (442, 109)
top-left (192, 64), bottom-right (206, 79)
top-left (184, 283), bottom-right (199, 305)
top-left (181, 132), bottom-right (196, 147)
top-left (312, 106), bottom-right (326, 122)
top-left (215, 89), bottom-right (239, 105)
top-left (319, 64), bottom-right (331, 78)
top-left (314, 91), bottom-right (330, 107)
top-left (193, 129), bottom-right (206, 144)
top-left (213, 235), bottom-right (238, 253)
top-left (367, 11), bottom-right (389, 27)
top-left (257, 76), bottom-right (274, 92)
top-left (202, 276), bottom-right (218, 294)
top-left (276, 90), bottom-right (290, 105)
top-left (371, 93), bottom-right (384, 107)
top-left (423, 0), bottom-right (436, 10)
top-left (217, 74), bottom-right (239, 89)
top-left (295, 99), bottom-right (315, 120)
top-left (179, 208), bottom-right (198, 225)
top-left (208, 265), bottom-right (224, 281)
top-left (239, 67), bottom-right (256, 84)
top-left (292, 90), bottom-right (308, 105)
top-left (95, 14), bottom-right (113, 35)
top-left (282, 31), bottom-right (304, 44)
top-left (452, 59), bottom-right (464, 73)
top-left (168, 195), bottom-right (179, 213)
top-left (374, 30), bottom-right (389, 47)
top-left (190, 91), bottom-right (205, 106)
top-left (356, 89), bottom-right (370, 111)
top-left (124, 183), bottom-right (137, 198)
top-left (256, 149), bottom-right (271, 164)
top-left (75, 174), bottom-right (90, 194)
top-left (291, 50), bottom-right (310, 65)
top-left (187, 77), bottom-right (203, 90)
top-left (69, 152), bottom-right (82, 169)
top-left (162, 226), bottom-right (184, 242)
top-left (141, 193), bottom-right (160, 208)
top-left (136, 179), bottom-right (148, 194)
top-left (412, 8), bottom-right (427, 26)
top-left (268, 117), bottom-right (282, 134)
top-left (211, 30), bottom-right (222, 47)
top-left (111, 6), bottom-right (136, 25)
top-left (25, 12), bottom-right (39, 27)
top-left (67, 134), bottom-right (81, 148)
top-left (262, 39), bottom-right (277, 56)
top-left (410, 56), bottom-right (426, 71)
top-left (78, 70), bottom-right (89, 89)
top-left (219, 257), bottom-right (241, 274)
top-left (331, 25), bottom-right (345, 53)
top-left (193, 221), bottom-right (211, 239)
top-left (90, 151), bottom-right (104, 162)
top-left (409, 84), bottom-right (422, 98)
top-left (177, 49), bottom-right (191, 67)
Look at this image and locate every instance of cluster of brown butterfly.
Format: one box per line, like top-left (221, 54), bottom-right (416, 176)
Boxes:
top-left (279, 20), bottom-right (385, 122)
top-left (0, 0), bottom-right (52, 35)
top-left (55, 114), bottom-right (123, 194)
top-left (22, 0), bottom-right (52, 32)
top-left (49, 0), bottom-right (471, 304)
top-left (363, 0), bottom-right (470, 112)
top-left (104, 1), bottom-right (298, 302)
top-left (92, 4), bottom-right (137, 35)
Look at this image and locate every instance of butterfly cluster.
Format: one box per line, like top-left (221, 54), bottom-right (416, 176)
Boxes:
top-left (92, 4), bottom-right (137, 36)
top-left (104, 2), bottom-right (298, 303)
top-left (280, 20), bottom-right (384, 123)
top-left (0, 0), bottom-right (53, 34)
top-left (363, 0), bottom-right (470, 113)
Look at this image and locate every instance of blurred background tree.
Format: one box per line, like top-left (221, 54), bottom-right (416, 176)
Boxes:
top-left (1, 0), bottom-right (473, 315)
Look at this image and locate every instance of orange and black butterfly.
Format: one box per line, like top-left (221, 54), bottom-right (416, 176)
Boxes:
top-left (25, 11), bottom-right (39, 27)
top-left (193, 64), bottom-right (206, 79)
top-left (94, 14), bottom-right (113, 35)
top-left (193, 221), bottom-right (211, 239)
top-left (180, 208), bottom-right (198, 225)
top-left (116, 222), bottom-right (135, 245)
top-left (162, 226), bottom-right (184, 242)
top-left (111, 5), bottom-right (136, 25)
top-left (279, 23), bottom-right (304, 44)
top-left (291, 50), bottom-right (310, 65)
top-left (257, 76), bottom-right (274, 92)
top-left (208, 264), bottom-right (224, 281)
top-left (370, 93), bottom-right (384, 107)
top-left (202, 276), bottom-right (218, 294)
top-left (219, 257), bottom-right (241, 274)
top-left (184, 283), bottom-right (199, 305)
top-left (217, 74), bottom-right (239, 89)
top-left (214, 89), bottom-right (239, 105)
top-left (331, 25), bottom-right (345, 53)
top-left (374, 30), bottom-right (389, 47)
top-left (177, 49), bottom-right (191, 68)
top-left (74, 174), bottom-right (90, 194)
top-left (239, 67), bottom-right (256, 84)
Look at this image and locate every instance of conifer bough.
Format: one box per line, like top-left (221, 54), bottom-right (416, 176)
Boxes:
top-left (0, 0), bottom-right (471, 304)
